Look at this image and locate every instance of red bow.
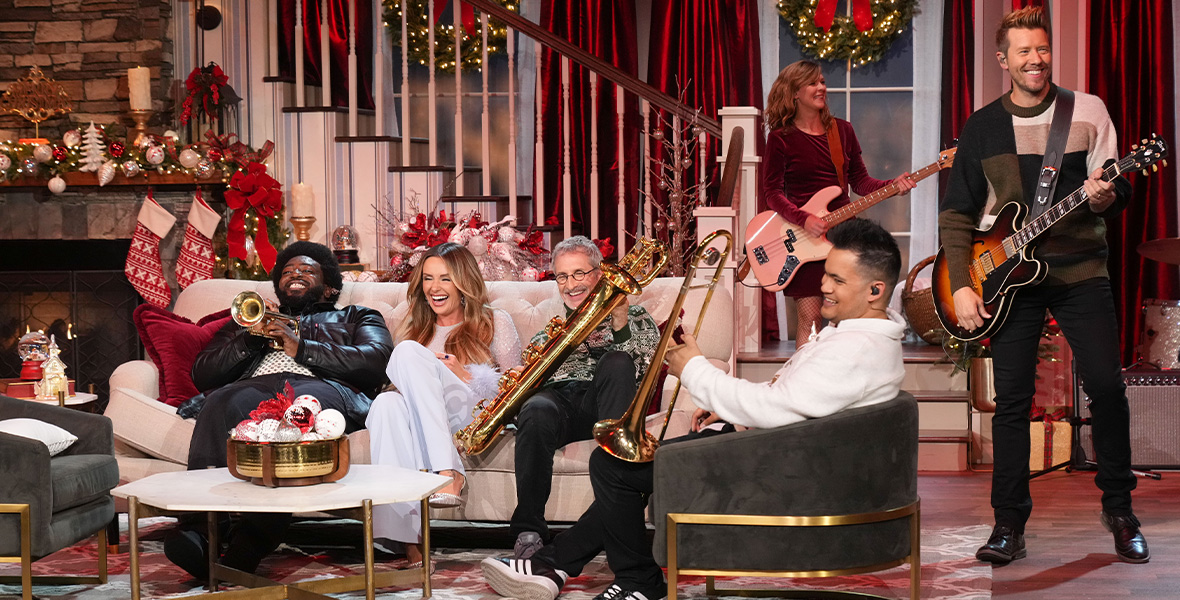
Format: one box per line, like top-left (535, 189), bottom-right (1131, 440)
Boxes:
top-left (205, 131), bottom-right (273, 167)
top-left (813, 0), bottom-right (874, 33)
top-left (518, 226), bottom-right (545, 255)
top-left (225, 162), bottom-right (283, 272)
top-left (433, 0), bottom-right (477, 37)
top-left (1029, 404), bottom-right (1068, 422)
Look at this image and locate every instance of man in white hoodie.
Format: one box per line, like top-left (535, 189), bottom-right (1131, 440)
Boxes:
top-left (480, 218), bottom-right (907, 600)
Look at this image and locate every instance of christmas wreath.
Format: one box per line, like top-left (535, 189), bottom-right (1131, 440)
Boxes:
top-left (381, 0), bottom-right (517, 73)
top-left (778, 0), bottom-right (919, 67)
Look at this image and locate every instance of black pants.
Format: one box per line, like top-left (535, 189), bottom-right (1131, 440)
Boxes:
top-left (510, 351), bottom-right (636, 540)
top-left (533, 429), bottom-right (727, 594)
top-left (990, 278), bottom-right (1136, 530)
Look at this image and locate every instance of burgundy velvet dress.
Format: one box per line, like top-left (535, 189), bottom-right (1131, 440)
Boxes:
top-left (759, 119), bottom-right (891, 297)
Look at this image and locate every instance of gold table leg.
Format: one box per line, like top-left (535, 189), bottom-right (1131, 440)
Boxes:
top-left (363, 500), bottom-right (374, 600)
top-left (421, 497), bottom-right (432, 599)
top-left (129, 496), bottom-right (140, 600)
top-left (208, 511), bottom-right (220, 592)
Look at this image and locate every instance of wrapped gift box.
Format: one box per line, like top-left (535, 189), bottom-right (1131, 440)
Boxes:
top-left (1029, 420), bottom-right (1072, 470)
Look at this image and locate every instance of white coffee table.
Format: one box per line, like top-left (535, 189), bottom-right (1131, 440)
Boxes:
top-left (111, 465), bottom-right (449, 600)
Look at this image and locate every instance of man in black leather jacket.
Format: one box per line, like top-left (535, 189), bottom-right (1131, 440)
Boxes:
top-left (166, 241), bottom-right (394, 580)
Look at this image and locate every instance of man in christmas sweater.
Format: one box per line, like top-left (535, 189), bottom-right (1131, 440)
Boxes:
top-left (482, 218), bottom-right (906, 600)
top-left (939, 6), bottom-right (1145, 565)
top-left (510, 236), bottom-right (660, 560)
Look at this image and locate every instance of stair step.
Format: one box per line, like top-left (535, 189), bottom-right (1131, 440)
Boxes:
top-left (919, 428), bottom-right (971, 443)
top-left (388, 165), bottom-right (483, 173)
top-left (262, 75), bottom-right (297, 84)
top-left (283, 105), bottom-right (376, 116)
top-left (334, 135), bottom-right (430, 144)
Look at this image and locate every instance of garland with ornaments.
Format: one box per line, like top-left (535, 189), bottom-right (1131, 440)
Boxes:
top-left (381, 0), bottom-right (517, 73)
top-left (778, 0), bottom-right (919, 67)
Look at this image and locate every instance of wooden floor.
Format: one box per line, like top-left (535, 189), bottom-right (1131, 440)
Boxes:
top-left (918, 468), bottom-right (1180, 599)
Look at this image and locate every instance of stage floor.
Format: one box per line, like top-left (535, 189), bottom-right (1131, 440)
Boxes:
top-left (918, 468), bottom-right (1180, 599)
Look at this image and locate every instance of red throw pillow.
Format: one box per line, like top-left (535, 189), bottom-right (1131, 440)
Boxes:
top-left (133, 305), bottom-right (233, 406)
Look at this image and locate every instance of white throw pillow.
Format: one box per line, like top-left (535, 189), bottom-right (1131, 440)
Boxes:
top-left (0, 418), bottom-right (79, 456)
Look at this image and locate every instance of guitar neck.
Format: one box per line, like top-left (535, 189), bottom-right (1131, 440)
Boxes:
top-left (823, 158), bottom-right (945, 225)
top-left (1007, 160), bottom-right (1124, 252)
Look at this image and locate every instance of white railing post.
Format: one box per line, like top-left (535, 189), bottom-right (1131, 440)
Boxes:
top-left (534, 40), bottom-right (544, 226)
top-left (454, 1), bottom-right (464, 195)
top-left (373, 0), bottom-right (386, 135)
top-left (296, 0), bottom-right (305, 106)
top-left (561, 55), bottom-right (572, 240)
top-left (481, 11), bottom-right (492, 197)
top-left (616, 84), bottom-right (625, 255)
top-left (507, 25), bottom-right (517, 219)
top-left (717, 106), bottom-right (762, 353)
top-left (348, 0), bottom-right (358, 135)
top-left (401, 0), bottom-right (410, 164)
top-left (268, 0), bottom-right (279, 76)
top-left (589, 70), bottom-right (599, 240)
top-left (321, 0), bottom-right (331, 106)
top-left (428, 0), bottom-right (438, 163)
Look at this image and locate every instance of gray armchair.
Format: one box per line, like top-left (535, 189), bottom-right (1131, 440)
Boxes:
top-left (0, 395), bottom-right (119, 600)
top-left (652, 393), bottom-right (920, 600)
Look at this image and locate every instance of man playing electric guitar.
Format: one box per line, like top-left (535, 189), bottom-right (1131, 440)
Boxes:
top-left (938, 7), bottom-right (1146, 566)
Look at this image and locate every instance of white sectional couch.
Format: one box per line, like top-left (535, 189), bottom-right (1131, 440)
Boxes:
top-left (106, 277), bottom-right (733, 523)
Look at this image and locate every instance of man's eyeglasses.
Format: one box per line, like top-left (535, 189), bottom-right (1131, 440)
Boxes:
top-left (554, 268), bottom-right (599, 284)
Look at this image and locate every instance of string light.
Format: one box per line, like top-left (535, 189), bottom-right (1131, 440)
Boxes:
top-left (381, 0), bottom-right (517, 73)
top-left (778, 0), bottom-right (917, 67)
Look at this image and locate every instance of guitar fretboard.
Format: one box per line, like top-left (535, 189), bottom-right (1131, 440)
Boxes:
top-left (822, 157), bottom-right (948, 226)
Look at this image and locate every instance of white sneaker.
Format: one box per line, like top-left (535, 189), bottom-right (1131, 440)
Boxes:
top-left (481, 556), bottom-right (568, 600)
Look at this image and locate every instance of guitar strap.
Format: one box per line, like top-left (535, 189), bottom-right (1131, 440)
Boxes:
top-left (825, 121), bottom-right (847, 191)
top-left (1029, 87), bottom-right (1075, 220)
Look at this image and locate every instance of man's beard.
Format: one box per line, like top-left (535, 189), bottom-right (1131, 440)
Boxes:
top-left (277, 283), bottom-right (327, 314)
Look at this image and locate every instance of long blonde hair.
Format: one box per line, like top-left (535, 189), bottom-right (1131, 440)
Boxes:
top-left (765, 60), bottom-right (833, 133)
top-left (399, 242), bottom-right (495, 365)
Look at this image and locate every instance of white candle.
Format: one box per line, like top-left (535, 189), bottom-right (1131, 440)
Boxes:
top-left (128, 67), bottom-right (151, 111)
top-left (291, 182), bottom-right (315, 217)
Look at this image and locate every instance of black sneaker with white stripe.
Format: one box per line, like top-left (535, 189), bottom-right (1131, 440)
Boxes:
top-left (481, 557), bottom-right (569, 600)
top-left (593, 583), bottom-right (667, 600)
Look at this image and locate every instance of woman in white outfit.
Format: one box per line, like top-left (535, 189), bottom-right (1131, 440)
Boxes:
top-left (367, 242), bottom-right (522, 566)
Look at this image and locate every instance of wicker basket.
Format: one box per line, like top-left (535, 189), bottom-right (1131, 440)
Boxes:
top-left (902, 255), bottom-right (948, 345)
top-left (226, 435), bottom-right (350, 487)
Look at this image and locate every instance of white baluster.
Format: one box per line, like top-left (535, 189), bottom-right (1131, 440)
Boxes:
top-left (428, 0), bottom-right (437, 163)
top-left (589, 70), bottom-right (599, 240)
top-left (616, 84), bottom-right (625, 256)
top-left (562, 55), bottom-right (572, 240)
top-left (481, 11), bottom-right (491, 197)
top-left (373, 0), bottom-right (385, 135)
top-left (454, 0), bottom-right (464, 195)
top-left (698, 129), bottom-right (706, 206)
top-left (321, 0), bottom-right (330, 106)
top-left (507, 25), bottom-right (517, 220)
top-left (268, 0), bottom-right (279, 76)
top-left (642, 99), bottom-right (651, 238)
top-left (348, 0), bottom-right (358, 135)
top-left (296, 0), bottom-right (305, 107)
top-left (400, 0), bottom-right (410, 165)
top-left (534, 40), bottom-right (543, 226)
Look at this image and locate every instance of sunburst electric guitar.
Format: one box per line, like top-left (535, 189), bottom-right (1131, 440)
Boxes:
top-left (744, 148), bottom-right (957, 292)
top-left (932, 134), bottom-right (1169, 341)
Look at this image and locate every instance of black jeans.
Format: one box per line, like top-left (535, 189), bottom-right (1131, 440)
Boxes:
top-left (989, 278), bottom-right (1136, 530)
top-left (510, 351), bottom-right (636, 540)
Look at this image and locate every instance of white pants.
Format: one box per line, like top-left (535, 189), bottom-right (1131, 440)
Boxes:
top-left (367, 340), bottom-right (476, 543)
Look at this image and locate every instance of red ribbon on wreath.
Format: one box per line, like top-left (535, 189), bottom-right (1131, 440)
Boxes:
top-left (225, 162), bottom-right (283, 272)
top-left (813, 0), bottom-right (875, 33)
top-left (432, 0), bottom-right (478, 37)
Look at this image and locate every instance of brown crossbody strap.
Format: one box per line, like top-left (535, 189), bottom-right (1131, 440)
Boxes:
top-left (825, 120), bottom-right (847, 191)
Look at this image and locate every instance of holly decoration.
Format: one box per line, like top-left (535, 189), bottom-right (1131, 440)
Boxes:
top-left (381, 0), bottom-right (517, 73)
top-left (778, 0), bottom-right (918, 67)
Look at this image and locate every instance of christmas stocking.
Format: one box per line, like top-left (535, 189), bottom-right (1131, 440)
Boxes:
top-left (125, 193), bottom-right (177, 307)
top-left (175, 191), bottom-right (220, 289)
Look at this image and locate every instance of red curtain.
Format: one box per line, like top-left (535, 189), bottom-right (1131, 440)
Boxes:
top-left (278, 0), bottom-right (375, 110)
top-left (537, 0), bottom-right (639, 249)
top-left (1089, 0), bottom-right (1179, 364)
top-left (940, 0), bottom-right (973, 162)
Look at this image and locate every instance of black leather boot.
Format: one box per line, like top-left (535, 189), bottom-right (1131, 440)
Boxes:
top-left (975, 524), bottom-right (1026, 565)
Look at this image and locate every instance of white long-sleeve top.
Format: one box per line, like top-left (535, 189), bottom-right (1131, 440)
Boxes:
top-left (680, 309), bottom-right (906, 430)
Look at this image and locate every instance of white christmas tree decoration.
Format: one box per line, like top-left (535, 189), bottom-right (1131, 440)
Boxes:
top-left (78, 122), bottom-right (106, 173)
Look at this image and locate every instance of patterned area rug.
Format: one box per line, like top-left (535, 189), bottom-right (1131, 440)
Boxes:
top-left (0, 518), bottom-right (989, 599)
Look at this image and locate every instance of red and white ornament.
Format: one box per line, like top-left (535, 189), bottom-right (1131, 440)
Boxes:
top-left (48, 176), bottom-right (66, 195)
top-left (232, 420), bottom-right (261, 441)
top-left (144, 145), bottom-right (165, 165)
top-left (52, 146), bottom-right (68, 162)
top-left (63, 129), bottom-right (82, 147)
top-left (314, 408), bottom-right (346, 439)
top-left (293, 395), bottom-right (322, 416)
top-left (521, 266), bottom-right (540, 281)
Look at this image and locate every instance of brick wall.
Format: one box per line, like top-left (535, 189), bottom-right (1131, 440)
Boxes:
top-left (0, 0), bottom-right (174, 141)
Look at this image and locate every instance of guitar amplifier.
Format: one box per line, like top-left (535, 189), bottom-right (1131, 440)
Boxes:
top-left (1078, 370), bottom-right (1180, 469)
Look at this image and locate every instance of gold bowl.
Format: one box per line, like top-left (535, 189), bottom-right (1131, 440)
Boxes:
top-left (226, 435), bottom-right (350, 487)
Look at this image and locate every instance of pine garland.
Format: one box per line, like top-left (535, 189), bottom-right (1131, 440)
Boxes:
top-left (778, 0), bottom-right (919, 67)
top-left (381, 0), bottom-right (517, 73)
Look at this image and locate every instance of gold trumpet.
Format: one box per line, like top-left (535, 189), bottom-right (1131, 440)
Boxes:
top-left (593, 229), bottom-right (732, 463)
top-left (230, 290), bottom-right (300, 350)
top-left (454, 238), bottom-right (670, 455)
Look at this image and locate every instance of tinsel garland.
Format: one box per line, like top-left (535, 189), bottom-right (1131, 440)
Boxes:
top-left (778, 0), bottom-right (919, 67)
top-left (381, 0), bottom-right (517, 73)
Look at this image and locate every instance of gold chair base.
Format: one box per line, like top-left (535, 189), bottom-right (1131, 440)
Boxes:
top-left (0, 503), bottom-right (109, 600)
top-left (666, 500), bottom-right (921, 600)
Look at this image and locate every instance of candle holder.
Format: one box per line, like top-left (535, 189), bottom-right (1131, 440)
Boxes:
top-left (290, 216), bottom-right (316, 241)
top-left (129, 109), bottom-right (152, 145)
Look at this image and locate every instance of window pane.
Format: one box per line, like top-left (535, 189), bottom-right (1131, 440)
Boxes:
top-left (776, 17), bottom-right (848, 83)
top-left (849, 27), bottom-right (914, 87)
top-left (849, 91), bottom-right (912, 234)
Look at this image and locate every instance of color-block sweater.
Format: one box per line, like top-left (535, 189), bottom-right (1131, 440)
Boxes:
top-left (938, 85), bottom-right (1131, 292)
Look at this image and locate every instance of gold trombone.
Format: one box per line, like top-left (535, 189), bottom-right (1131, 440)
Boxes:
top-left (230, 290), bottom-right (301, 349)
top-left (593, 229), bottom-right (732, 463)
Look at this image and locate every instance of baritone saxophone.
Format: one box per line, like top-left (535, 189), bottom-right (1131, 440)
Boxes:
top-left (454, 238), bottom-right (670, 455)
